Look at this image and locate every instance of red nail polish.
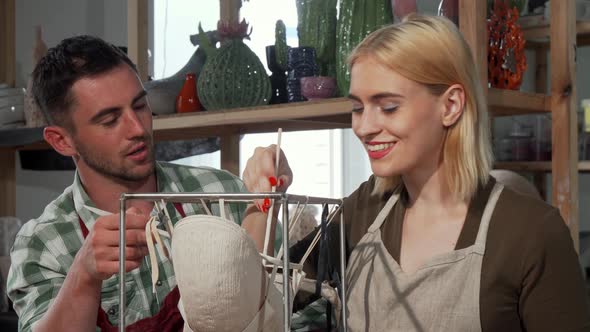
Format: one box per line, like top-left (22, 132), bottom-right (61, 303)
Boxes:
top-left (279, 178), bottom-right (284, 187)
top-left (262, 205), bottom-right (269, 213)
top-left (268, 176), bottom-right (278, 186)
top-left (263, 198), bottom-right (271, 209)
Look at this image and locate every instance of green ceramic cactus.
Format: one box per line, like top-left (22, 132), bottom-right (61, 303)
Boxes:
top-left (197, 20), bottom-right (271, 110)
top-left (296, 0), bottom-right (337, 77)
top-left (275, 20), bottom-right (288, 71)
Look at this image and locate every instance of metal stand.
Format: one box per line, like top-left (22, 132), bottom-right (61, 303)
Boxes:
top-left (117, 192), bottom-right (347, 332)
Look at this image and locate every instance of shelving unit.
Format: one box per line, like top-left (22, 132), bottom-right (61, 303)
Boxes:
top-left (0, 1), bottom-right (583, 247)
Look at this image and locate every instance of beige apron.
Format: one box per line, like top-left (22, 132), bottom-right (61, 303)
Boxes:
top-left (345, 183), bottom-right (503, 332)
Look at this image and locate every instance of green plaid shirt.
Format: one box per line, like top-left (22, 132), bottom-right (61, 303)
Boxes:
top-left (7, 161), bottom-right (247, 331)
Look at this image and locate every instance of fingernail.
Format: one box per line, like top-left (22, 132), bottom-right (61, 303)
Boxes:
top-left (279, 178), bottom-right (284, 187)
top-left (263, 198), bottom-right (271, 209)
top-left (268, 176), bottom-right (278, 187)
top-left (262, 206), bottom-right (269, 213)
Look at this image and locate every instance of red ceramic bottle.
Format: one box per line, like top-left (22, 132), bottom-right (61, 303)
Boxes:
top-left (176, 73), bottom-right (202, 113)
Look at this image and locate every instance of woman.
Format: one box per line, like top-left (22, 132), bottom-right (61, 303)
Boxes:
top-left (242, 15), bottom-right (590, 331)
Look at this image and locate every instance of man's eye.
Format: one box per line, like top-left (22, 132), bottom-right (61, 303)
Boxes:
top-left (134, 103), bottom-right (147, 111)
top-left (352, 105), bottom-right (364, 113)
top-left (102, 118), bottom-right (117, 127)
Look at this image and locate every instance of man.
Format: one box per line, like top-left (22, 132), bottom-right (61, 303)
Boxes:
top-left (7, 35), bottom-right (273, 332)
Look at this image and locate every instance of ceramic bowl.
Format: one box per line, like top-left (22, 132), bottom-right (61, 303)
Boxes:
top-left (300, 76), bottom-right (337, 100)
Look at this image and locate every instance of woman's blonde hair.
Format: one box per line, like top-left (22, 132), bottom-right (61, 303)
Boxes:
top-left (348, 14), bottom-right (493, 201)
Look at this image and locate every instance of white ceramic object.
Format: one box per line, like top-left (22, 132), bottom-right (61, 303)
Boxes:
top-left (0, 94), bottom-right (24, 109)
top-left (0, 104), bottom-right (25, 125)
top-left (172, 214), bottom-right (283, 332)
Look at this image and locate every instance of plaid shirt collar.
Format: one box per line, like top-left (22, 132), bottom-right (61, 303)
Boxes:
top-left (73, 162), bottom-right (180, 234)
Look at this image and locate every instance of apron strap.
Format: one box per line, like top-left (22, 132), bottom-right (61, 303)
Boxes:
top-left (367, 192), bottom-right (400, 233)
top-left (474, 183), bottom-right (503, 249)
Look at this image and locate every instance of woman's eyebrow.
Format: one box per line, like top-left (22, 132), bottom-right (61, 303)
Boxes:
top-left (369, 92), bottom-right (403, 102)
top-left (347, 92), bottom-right (403, 102)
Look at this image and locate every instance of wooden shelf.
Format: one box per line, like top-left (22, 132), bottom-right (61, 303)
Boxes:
top-left (520, 16), bottom-right (590, 46)
top-left (153, 97), bottom-right (353, 141)
top-left (0, 90), bottom-right (556, 150)
top-left (488, 88), bottom-right (551, 116)
top-left (495, 161), bottom-right (590, 173)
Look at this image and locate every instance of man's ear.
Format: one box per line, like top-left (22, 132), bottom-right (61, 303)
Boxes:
top-left (43, 126), bottom-right (77, 157)
top-left (441, 84), bottom-right (465, 127)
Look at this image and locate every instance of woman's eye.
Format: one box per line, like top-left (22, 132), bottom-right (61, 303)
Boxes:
top-left (381, 104), bottom-right (398, 113)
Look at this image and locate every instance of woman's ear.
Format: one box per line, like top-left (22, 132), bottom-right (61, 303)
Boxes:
top-left (43, 126), bottom-right (77, 157)
top-left (441, 84), bottom-right (465, 127)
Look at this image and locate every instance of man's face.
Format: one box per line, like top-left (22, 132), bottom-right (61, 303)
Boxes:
top-left (68, 64), bottom-right (155, 182)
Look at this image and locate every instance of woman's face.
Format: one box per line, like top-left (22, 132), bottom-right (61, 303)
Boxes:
top-left (349, 56), bottom-right (448, 178)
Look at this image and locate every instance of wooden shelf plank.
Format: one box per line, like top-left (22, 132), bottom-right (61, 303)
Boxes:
top-left (153, 97), bottom-right (353, 138)
top-left (520, 16), bottom-right (590, 46)
top-left (0, 99), bottom-right (353, 150)
top-left (495, 161), bottom-right (590, 173)
top-left (488, 88), bottom-right (551, 116)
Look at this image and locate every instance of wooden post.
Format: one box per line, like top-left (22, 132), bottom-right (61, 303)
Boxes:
top-left (220, 135), bottom-right (241, 176)
top-left (533, 47), bottom-right (548, 201)
top-left (218, 0), bottom-right (242, 176)
top-left (0, 1), bottom-right (16, 218)
top-left (459, 0), bottom-right (488, 94)
top-left (0, 149), bottom-right (16, 217)
top-left (127, 0), bottom-right (149, 81)
top-left (550, 0), bottom-right (579, 249)
top-left (0, 0), bottom-right (15, 87)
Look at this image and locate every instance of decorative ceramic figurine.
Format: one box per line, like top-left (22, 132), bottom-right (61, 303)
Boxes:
top-left (391, 0), bottom-right (417, 20)
top-left (296, 0), bottom-right (337, 78)
top-left (488, 0), bottom-right (526, 89)
top-left (266, 46), bottom-right (288, 104)
top-left (286, 47), bottom-right (317, 102)
top-left (197, 20), bottom-right (271, 110)
top-left (175, 73), bottom-right (201, 113)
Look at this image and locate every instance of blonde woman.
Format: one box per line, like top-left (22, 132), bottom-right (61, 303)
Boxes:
top-left (242, 15), bottom-right (590, 331)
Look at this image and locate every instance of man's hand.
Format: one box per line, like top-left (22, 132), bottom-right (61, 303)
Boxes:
top-left (76, 207), bottom-right (150, 281)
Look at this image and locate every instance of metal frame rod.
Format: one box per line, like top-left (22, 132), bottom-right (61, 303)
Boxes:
top-left (121, 192), bottom-right (342, 205)
top-left (116, 192), bottom-right (345, 331)
top-left (119, 198), bottom-right (126, 332)
top-left (282, 199), bottom-right (290, 331)
top-left (339, 210), bottom-right (347, 331)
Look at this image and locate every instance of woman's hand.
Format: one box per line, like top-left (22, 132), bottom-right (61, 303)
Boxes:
top-left (242, 144), bottom-right (293, 211)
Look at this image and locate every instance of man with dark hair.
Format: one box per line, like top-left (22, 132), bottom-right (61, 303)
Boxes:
top-left (6, 35), bottom-right (273, 332)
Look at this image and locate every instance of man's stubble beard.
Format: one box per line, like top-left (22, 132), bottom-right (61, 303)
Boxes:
top-left (75, 135), bottom-right (155, 183)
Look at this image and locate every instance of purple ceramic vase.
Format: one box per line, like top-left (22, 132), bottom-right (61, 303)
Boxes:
top-left (391, 0), bottom-right (417, 20)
